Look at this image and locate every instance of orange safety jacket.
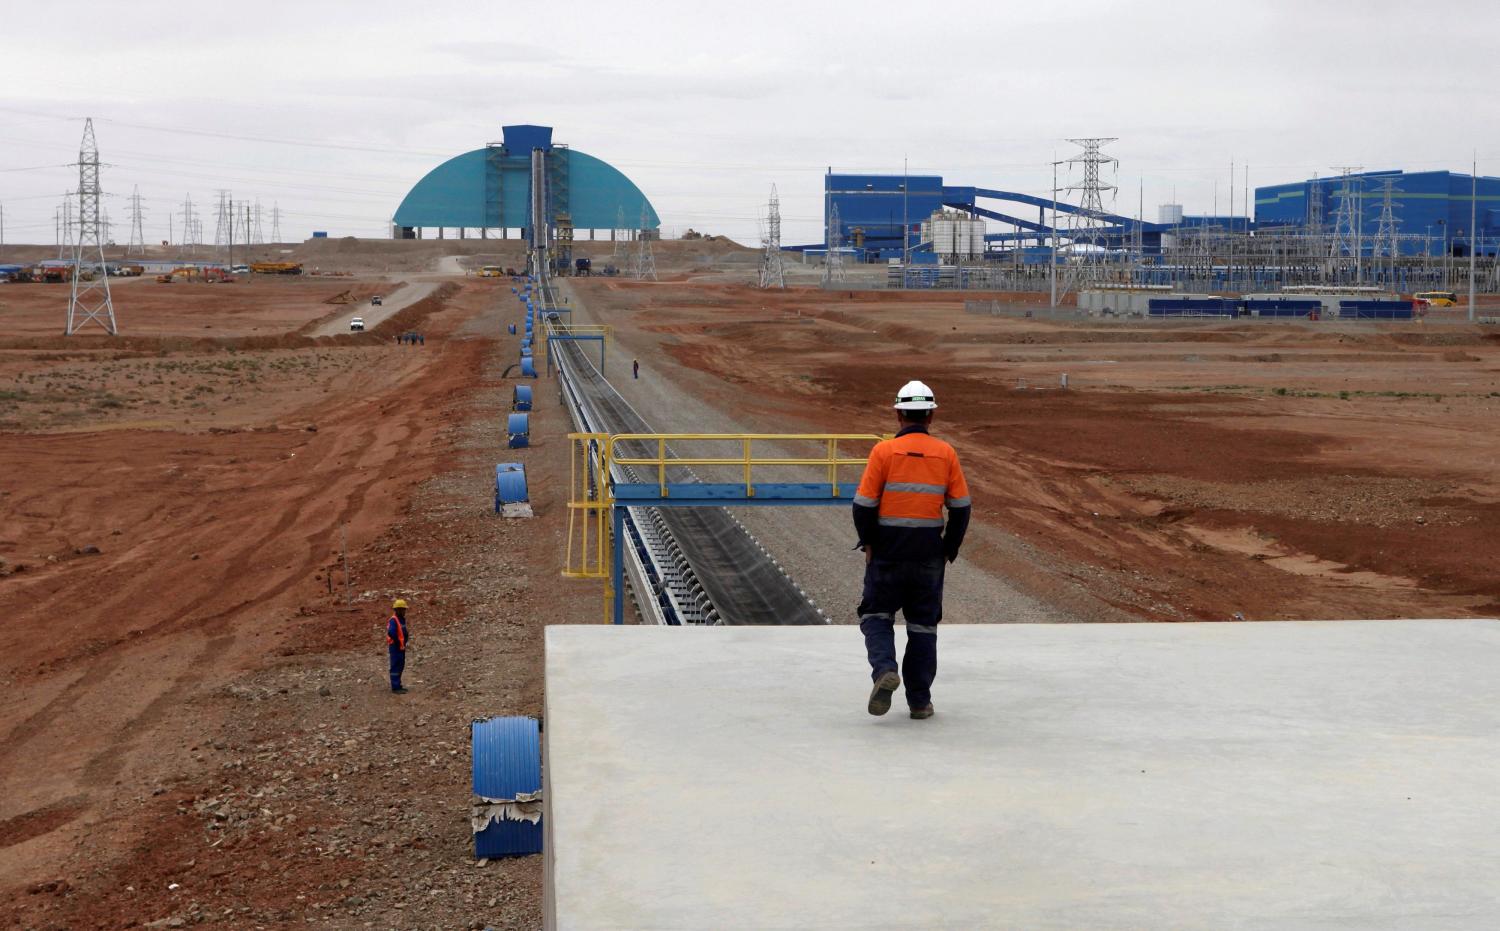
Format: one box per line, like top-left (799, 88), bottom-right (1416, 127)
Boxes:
top-left (386, 614), bottom-right (408, 650)
top-left (853, 425), bottom-right (971, 561)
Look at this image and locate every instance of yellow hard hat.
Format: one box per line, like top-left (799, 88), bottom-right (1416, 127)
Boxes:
top-left (392, 598), bottom-right (409, 610)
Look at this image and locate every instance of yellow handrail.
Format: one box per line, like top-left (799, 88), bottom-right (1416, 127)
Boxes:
top-left (564, 432), bottom-right (885, 622)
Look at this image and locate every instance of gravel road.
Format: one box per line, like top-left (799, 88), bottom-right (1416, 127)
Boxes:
top-left (311, 281), bottom-right (438, 336)
top-left (558, 280), bottom-right (1072, 626)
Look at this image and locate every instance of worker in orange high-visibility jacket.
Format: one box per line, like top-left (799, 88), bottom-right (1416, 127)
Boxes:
top-left (852, 380), bottom-right (970, 720)
top-left (387, 599), bottom-right (411, 694)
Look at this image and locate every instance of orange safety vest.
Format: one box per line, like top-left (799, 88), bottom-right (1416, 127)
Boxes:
top-left (854, 430), bottom-right (970, 527)
top-left (387, 615), bottom-right (407, 649)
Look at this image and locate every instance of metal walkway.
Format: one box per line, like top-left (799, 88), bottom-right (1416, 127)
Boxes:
top-left (544, 293), bottom-right (824, 626)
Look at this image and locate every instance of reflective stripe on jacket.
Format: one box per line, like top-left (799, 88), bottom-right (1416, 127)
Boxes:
top-left (853, 425), bottom-right (971, 561)
top-left (387, 615), bottom-right (408, 650)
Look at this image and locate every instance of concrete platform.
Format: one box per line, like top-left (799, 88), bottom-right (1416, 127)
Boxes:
top-left (542, 621), bottom-right (1500, 930)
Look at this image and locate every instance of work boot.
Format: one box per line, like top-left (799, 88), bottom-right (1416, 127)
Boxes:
top-left (867, 670), bottom-right (900, 716)
top-left (392, 687), bottom-right (409, 694)
top-left (910, 704), bottom-right (934, 720)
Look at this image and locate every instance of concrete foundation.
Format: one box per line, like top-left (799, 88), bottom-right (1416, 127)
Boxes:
top-left (543, 621), bottom-right (1500, 929)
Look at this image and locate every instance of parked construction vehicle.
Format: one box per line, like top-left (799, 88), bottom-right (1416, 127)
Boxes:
top-left (249, 261), bottom-right (303, 275)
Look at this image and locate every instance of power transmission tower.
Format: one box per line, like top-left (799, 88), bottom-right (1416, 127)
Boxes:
top-left (213, 189), bottom-right (232, 260)
top-left (633, 203), bottom-right (656, 281)
top-left (1330, 166), bottom-right (1363, 284)
top-left (179, 193), bottom-right (198, 257)
top-left (252, 199), bottom-right (265, 245)
top-left (822, 202), bottom-right (846, 287)
top-left (127, 185), bottom-right (146, 256)
top-left (66, 118), bottom-right (117, 335)
top-left (241, 202), bottom-right (253, 251)
top-left (271, 202), bottom-right (282, 242)
top-left (1370, 178), bottom-right (1402, 285)
top-left (613, 205), bottom-right (626, 260)
top-left (58, 194), bottom-right (75, 260)
top-left (758, 184), bottom-right (786, 289)
top-left (1063, 137), bottom-right (1119, 288)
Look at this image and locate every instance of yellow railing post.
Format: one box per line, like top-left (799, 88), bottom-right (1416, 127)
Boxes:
top-left (743, 437), bottom-right (753, 497)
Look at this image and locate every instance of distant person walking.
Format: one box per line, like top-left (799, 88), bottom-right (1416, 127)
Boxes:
top-left (633, 359), bottom-right (640, 379)
top-left (387, 599), bottom-right (411, 694)
top-left (852, 381), bottom-right (970, 720)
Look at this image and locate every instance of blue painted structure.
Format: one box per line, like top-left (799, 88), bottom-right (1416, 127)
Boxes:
top-left (605, 481), bottom-right (856, 625)
top-left (507, 413), bottom-right (530, 449)
top-left (1339, 300), bottom-right (1415, 320)
top-left (470, 716), bottom-right (543, 858)
top-left (494, 463), bottom-right (529, 511)
top-left (822, 172), bottom-right (1190, 259)
top-left (393, 124), bottom-right (659, 237)
top-left (520, 357), bottom-right (537, 378)
top-left (513, 384), bottom-right (533, 411)
top-left (1256, 170), bottom-right (1500, 257)
top-left (1245, 299), bottom-right (1320, 318)
top-left (1148, 298), bottom-right (1236, 317)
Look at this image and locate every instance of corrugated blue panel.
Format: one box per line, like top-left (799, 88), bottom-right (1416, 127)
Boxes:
top-left (1149, 298), bottom-right (1233, 315)
top-left (513, 384), bottom-right (533, 411)
top-left (507, 413), bottom-right (530, 449)
top-left (520, 357), bottom-right (537, 378)
top-left (471, 716), bottom-right (543, 857)
top-left (495, 463), bottom-right (528, 507)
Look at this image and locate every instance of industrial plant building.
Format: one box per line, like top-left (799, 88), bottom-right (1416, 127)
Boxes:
top-left (821, 172), bottom-right (1239, 263)
top-left (1254, 170), bottom-right (1500, 257)
top-left (392, 124), bottom-right (659, 242)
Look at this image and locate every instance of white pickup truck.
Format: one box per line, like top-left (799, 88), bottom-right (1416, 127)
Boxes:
top-left (349, 317), bottom-right (365, 332)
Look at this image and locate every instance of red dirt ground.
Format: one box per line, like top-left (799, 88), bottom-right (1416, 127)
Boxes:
top-left (0, 276), bottom-right (586, 928)
top-left (574, 279), bottom-right (1500, 622)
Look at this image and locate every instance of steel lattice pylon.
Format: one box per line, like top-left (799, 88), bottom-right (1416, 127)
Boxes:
top-left (758, 184), bottom-right (786, 289)
top-left (66, 119), bottom-right (117, 336)
top-left (1329, 166), bottom-right (1364, 284)
top-left (126, 186), bottom-right (146, 256)
top-left (1062, 137), bottom-right (1118, 291)
top-left (822, 202), bottom-right (845, 287)
top-left (634, 203), bottom-right (656, 281)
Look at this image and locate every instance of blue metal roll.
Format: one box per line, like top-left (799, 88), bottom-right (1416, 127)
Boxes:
top-left (513, 384), bottom-right (533, 411)
top-left (520, 357), bottom-right (537, 378)
top-left (470, 716), bottom-right (543, 857)
top-left (494, 462), bottom-right (528, 509)
top-left (507, 412), bottom-right (530, 448)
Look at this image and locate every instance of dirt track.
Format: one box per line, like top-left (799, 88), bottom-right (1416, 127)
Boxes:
top-left (570, 278), bottom-right (1500, 622)
top-left (0, 271), bottom-right (594, 927)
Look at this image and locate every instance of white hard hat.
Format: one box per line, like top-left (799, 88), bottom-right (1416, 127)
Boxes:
top-left (893, 380), bottom-right (937, 411)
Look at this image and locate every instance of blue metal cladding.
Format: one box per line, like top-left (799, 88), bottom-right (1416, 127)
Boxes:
top-left (513, 384), bottom-right (533, 411)
top-left (520, 357), bottom-right (537, 378)
top-left (494, 463), bottom-right (529, 510)
top-left (471, 716), bottom-right (543, 858)
top-left (1340, 300), bottom-right (1414, 319)
top-left (507, 412), bottom-right (530, 448)
top-left (1149, 298), bottom-right (1235, 316)
top-left (393, 125), bottom-right (659, 230)
top-left (1255, 170), bottom-right (1500, 256)
top-left (1246, 299), bottom-right (1320, 317)
top-left (826, 173), bottom-right (946, 249)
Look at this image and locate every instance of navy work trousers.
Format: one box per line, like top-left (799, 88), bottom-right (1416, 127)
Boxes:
top-left (388, 646), bottom-right (406, 691)
top-left (858, 556), bottom-right (944, 709)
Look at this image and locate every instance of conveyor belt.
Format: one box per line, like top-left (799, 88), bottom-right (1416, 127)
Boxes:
top-left (553, 326), bottom-right (824, 626)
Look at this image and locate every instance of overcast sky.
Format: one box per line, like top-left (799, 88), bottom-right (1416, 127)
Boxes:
top-left (3, 0), bottom-right (1498, 247)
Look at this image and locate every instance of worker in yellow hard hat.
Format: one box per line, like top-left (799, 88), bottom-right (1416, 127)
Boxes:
top-left (387, 599), bottom-right (411, 694)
